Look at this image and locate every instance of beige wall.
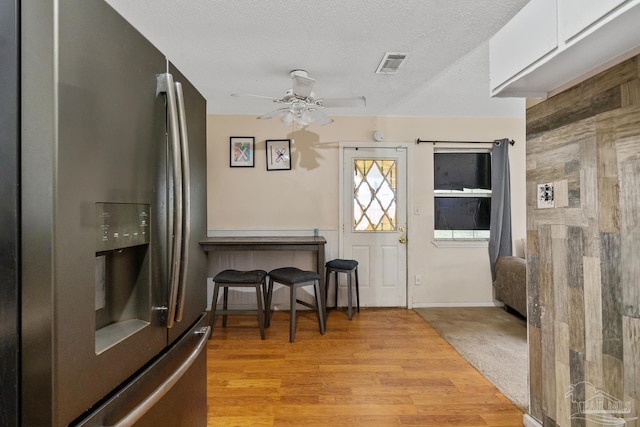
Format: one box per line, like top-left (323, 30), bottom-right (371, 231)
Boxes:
top-left (207, 114), bottom-right (526, 306)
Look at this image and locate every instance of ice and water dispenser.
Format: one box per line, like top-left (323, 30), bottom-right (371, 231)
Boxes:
top-left (95, 203), bottom-right (151, 354)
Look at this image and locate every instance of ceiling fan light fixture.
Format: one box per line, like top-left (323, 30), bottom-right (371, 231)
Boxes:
top-left (299, 109), bottom-right (312, 125)
top-left (280, 107), bottom-right (313, 126)
top-left (281, 110), bottom-right (294, 125)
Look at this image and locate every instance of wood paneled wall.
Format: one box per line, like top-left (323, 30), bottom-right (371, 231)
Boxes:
top-left (526, 55), bottom-right (640, 426)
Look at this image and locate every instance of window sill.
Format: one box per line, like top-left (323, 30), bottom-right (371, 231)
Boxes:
top-left (432, 239), bottom-right (489, 248)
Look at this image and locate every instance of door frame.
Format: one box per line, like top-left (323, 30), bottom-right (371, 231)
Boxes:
top-left (338, 141), bottom-right (414, 308)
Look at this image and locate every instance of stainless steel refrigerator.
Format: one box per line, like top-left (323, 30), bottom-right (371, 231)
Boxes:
top-left (1, 0), bottom-right (209, 425)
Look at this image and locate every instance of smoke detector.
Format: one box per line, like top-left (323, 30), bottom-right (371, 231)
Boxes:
top-left (375, 52), bottom-right (409, 74)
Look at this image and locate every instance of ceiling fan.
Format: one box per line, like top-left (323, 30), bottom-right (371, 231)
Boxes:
top-left (231, 69), bottom-right (366, 126)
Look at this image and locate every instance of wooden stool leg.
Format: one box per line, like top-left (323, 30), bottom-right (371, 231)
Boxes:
top-left (324, 267), bottom-right (331, 319)
top-left (289, 284), bottom-right (297, 342)
top-left (255, 283), bottom-right (265, 340)
top-left (222, 286), bottom-right (229, 327)
top-left (210, 283), bottom-right (220, 338)
top-left (265, 278), bottom-right (274, 328)
top-left (333, 271), bottom-right (338, 309)
top-left (313, 279), bottom-right (326, 334)
top-left (347, 272), bottom-right (353, 320)
top-left (261, 278), bottom-right (269, 324)
top-left (355, 267), bottom-right (360, 313)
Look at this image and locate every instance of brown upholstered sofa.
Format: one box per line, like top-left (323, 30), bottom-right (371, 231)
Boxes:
top-left (493, 256), bottom-right (527, 318)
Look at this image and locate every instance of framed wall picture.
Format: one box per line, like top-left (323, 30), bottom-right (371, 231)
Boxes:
top-left (230, 136), bottom-right (255, 167)
top-left (266, 139), bottom-right (291, 171)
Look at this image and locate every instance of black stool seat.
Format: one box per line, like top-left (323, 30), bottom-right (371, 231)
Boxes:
top-left (326, 259), bottom-right (358, 271)
top-left (265, 267), bottom-right (325, 342)
top-left (214, 269), bottom-right (267, 284)
top-left (269, 267), bottom-right (320, 284)
top-left (325, 259), bottom-right (360, 320)
top-left (210, 269), bottom-right (268, 340)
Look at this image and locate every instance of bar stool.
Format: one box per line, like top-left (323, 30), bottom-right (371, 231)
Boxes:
top-left (265, 267), bottom-right (325, 342)
top-left (325, 259), bottom-right (360, 320)
top-left (210, 269), bottom-right (268, 340)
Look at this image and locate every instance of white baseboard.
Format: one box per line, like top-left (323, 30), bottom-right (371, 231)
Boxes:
top-left (523, 414), bottom-right (542, 427)
top-left (412, 301), bottom-right (504, 308)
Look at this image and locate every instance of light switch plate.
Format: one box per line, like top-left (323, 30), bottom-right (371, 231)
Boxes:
top-left (537, 182), bottom-right (555, 209)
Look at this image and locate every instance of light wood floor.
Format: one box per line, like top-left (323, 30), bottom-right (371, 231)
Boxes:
top-left (207, 308), bottom-right (523, 426)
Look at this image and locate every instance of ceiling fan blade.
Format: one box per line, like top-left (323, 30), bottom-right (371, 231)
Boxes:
top-left (258, 108), bottom-right (290, 120)
top-left (317, 96), bottom-right (366, 108)
top-left (291, 74), bottom-right (316, 98)
top-left (308, 108), bottom-right (334, 126)
top-left (231, 92), bottom-right (280, 101)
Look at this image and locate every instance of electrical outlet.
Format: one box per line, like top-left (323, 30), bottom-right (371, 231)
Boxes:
top-left (415, 274), bottom-right (422, 285)
top-left (537, 182), bottom-right (554, 209)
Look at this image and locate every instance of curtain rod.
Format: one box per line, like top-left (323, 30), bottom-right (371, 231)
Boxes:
top-left (416, 138), bottom-right (515, 146)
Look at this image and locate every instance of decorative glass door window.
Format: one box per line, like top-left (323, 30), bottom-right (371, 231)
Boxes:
top-left (353, 159), bottom-right (397, 231)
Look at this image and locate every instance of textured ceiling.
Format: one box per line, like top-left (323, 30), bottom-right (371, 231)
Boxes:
top-left (105, 0), bottom-right (529, 118)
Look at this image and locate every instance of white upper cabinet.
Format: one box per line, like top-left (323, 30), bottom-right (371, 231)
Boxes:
top-left (558, 0), bottom-right (627, 42)
top-left (489, 0), bottom-right (558, 98)
top-left (490, 0), bottom-right (640, 98)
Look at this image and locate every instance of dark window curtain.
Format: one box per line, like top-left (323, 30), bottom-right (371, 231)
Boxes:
top-left (488, 139), bottom-right (512, 281)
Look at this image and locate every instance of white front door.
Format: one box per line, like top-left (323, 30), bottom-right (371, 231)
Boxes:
top-left (340, 145), bottom-right (408, 307)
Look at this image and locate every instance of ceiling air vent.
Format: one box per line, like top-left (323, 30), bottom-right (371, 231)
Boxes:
top-left (375, 52), bottom-right (409, 74)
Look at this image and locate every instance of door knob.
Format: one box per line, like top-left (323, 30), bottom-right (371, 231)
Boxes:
top-left (398, 225), bottom-right (407, 244)
top-left (398, 225), bottom-right (407, 245)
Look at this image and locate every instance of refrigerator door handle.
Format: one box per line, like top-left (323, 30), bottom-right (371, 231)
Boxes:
top-left (101, 326), bottom-right (211, 427)
top-left (174, 81), bottom-right (191, 323)
top-left (157, 72), bottom-right (183, 329)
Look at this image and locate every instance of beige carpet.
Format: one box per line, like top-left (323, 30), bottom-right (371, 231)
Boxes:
top-left (414, 307), bottom-right (529, 411)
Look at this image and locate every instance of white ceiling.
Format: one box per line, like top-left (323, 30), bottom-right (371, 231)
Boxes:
top-left (105, 0), bottom-right (529, 118)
